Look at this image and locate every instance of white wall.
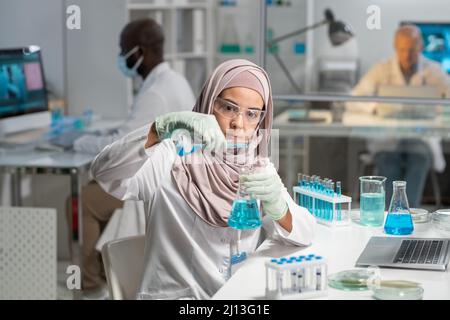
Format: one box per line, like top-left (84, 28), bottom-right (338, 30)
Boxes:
top-left (0, 0), bottom-right (66, 98)
top-left (312, 0), bottom-right (450, 78)
top-left (65, 0), bottom-right (129, 118)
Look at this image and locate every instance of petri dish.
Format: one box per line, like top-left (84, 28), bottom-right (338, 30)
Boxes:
top-left (328, 268), bottom-right (379, 291)
top-left (431, 209), bottom-right (450, 232)
top-left (410, 208), bottom-right (430, 224)
top-left (370, 281), bottom-right (424, 300)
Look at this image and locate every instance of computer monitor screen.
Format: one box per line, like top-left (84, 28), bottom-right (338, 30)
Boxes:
top-left (0, 47), bottom-right (48, 120)
top-left (401, 22), bottom-right (450, 74)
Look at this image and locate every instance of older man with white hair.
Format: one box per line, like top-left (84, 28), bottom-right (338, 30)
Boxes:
top-left (348, 25), bottom-right (450, 207)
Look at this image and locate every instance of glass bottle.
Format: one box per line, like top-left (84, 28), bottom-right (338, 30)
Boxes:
top-left (384, 181), bottom-right (414, 235)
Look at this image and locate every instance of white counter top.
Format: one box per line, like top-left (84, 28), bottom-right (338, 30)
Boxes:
top-left (213, 214), bottom-right (450, 300)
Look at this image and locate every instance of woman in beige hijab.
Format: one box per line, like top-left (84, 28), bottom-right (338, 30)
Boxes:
top-left (91, 59), bottom-right (316, 299)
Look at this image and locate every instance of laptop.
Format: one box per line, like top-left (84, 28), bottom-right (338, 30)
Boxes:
top-left (355, 237), bottom-right (450, 271)
top-left (375, 85), bottom-right (442, 119)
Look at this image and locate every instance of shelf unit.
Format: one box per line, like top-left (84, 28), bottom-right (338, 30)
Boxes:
top-left (126, 0), bottom-right (215, 98)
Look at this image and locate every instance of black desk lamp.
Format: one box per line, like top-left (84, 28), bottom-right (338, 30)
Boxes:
top-left (267, 9), bottom-right (354, 93)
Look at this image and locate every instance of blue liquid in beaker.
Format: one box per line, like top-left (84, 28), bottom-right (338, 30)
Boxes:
top-left (360, 193), bottom-right (385, 226)
top-left (228, 199), bottom-right (262, 230)
top-left (384, 213), bottom-right (414, 235)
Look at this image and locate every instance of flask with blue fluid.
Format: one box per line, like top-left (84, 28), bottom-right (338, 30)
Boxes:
top-left (384, 181), bottom-right (414, 235)
top-left (228, 165), bottom-right (263, 230)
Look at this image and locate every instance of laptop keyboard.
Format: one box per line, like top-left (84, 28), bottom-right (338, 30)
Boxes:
top-left (394, 240), bottom-right (444, 264)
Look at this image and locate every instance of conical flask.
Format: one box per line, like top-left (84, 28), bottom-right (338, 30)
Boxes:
top-left (384, 181), bottom-right (414, 235)
top-left (228, 166), bottom-right (262, 230)
top-left (219, 14), bottom-right (241, 54)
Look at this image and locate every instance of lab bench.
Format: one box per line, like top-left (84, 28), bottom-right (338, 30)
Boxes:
top-left (212, 213), bottom-right (450, 300)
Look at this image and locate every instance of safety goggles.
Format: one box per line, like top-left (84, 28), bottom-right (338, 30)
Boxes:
top-left (214, 97), bottom-right (266, 125)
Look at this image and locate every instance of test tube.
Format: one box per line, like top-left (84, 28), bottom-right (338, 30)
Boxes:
top-left (330, 181), bottom-right (335, 222)
top-left (312, 176), bottom-right (319, 216)
top-left (297, 174), bottom-right (302, 207)
top-left (336, 181), bottom-right (342, 221)
top-left (290, 263), bottom-right (297, 293)
top-left (323, 179), bottom-right (330, 221)
top-left (297, 267), bottom-right (304, 292)
top-left (315, 256), bottom-right (325, 291)
top-left (269, 259), bottom-right (277, 292)
top-left (315, 270), bottom-right (321, 290)
top-left (304, 176), bottom-right (311, 213)
top-left (284, 267), bottom-right (291, 295)
top-left (276, 268), bottom-right (283, 295)
top-left (299, 174), bottom-right (305, 207)
top-left (318, 179), bottom-right (324, 220)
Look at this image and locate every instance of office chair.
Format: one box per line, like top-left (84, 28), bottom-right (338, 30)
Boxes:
top-left (101, 235), bottom-right (145, 300)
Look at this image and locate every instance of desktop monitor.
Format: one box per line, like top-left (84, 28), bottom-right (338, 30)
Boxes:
top-left (0, 46), bottom-right (50, 135)
top-left (401, 21), bottom-right (450, 74)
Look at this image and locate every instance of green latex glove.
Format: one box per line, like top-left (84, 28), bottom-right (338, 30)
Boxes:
top-left (155, 111), bottom-right (226, 152)
top-left (241, 166), bottom-right (288, 221)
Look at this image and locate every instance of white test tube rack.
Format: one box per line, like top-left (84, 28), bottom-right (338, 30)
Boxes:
top-left (265, 254), bottom-right (328, 300)
top-left (293, 186), bottom-right (352, 227)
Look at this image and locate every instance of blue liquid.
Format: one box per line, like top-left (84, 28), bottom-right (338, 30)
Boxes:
top-left (228, 199), bottom-right (262, 230)
top-left (177, 143), bottom-right (248, 156)
top-left (384, 213), bottom-right (414, 235)
top-left (360, 193), bottom-right (385, 226)
top-left (177, 144), bottom-right (202, 156)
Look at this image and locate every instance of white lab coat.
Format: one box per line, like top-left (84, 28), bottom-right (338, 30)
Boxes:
top-left (74, 62), bottom-right (196, 154)
top-left (90, 125), bottom-right (317, 300)
top-left (347, 55), bottom-right (450, 172)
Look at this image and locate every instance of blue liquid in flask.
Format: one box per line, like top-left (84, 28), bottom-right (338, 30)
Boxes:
top-left (228, 199), bottom-right (262, 230)
top-left (384, 181), bottom-right (414, 235)
top-left (228, 159), bottom-right (263, 231)
top-left (384, 213), bottom-right (414, 235)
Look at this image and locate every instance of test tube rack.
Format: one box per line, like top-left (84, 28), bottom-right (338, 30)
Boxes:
top-left (293, 186), bottom-right (352, 227)
top-left (265, 254), bottom-right (327, 300)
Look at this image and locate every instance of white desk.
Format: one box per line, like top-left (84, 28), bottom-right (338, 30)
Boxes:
top-left (0, 118), bottom-right (122, 299)
top-left (213, 215), bottom-right (450, 300)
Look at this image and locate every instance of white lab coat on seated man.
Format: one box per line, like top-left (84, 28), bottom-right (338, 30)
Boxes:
top-left (74, 62), bottom-right (195, 254)
top-left (346, 55), bottom-right (450, 172)
top-left (90, 125), bottom-right (316, 299)
top-left (73, 62), bottom-right (196, 154)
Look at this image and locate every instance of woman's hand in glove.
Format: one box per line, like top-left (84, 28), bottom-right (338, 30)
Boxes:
top-left (240, 166), bottom-right (288, 221)
top-left (154, 111), bottom-right (226, 152)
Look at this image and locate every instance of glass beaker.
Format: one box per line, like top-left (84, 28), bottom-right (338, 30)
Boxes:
top-left (228, 166), bottom-right (262, 230)
top-left (359, 176), bottom-right (386, 227)
top-left (384, 181), bottom-right (414, 235)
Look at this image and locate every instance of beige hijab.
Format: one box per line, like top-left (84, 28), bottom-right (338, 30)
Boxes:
top-left (171, 59), bottom-right (273, 228)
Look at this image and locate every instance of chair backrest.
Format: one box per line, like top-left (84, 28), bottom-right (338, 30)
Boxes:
top-left (101, 235), bottom-right (145, 300)
top-left (0, 206), bottom-right (57, 300)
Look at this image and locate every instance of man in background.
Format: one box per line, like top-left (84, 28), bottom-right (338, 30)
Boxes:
top-left (348, 25), bottom-right (450, 207)
top-left (73, 18), bottom-right (195, 298)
